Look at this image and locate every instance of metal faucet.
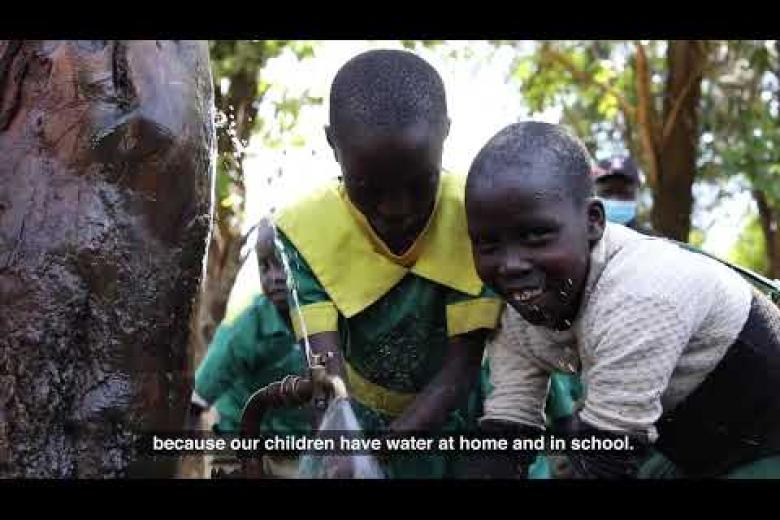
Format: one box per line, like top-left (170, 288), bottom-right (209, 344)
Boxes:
top-left (236, 353), bottom-right (348, 478)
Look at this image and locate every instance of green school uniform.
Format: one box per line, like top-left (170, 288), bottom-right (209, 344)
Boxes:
top-left (276, 173), bottom-right (503, 478)
top-left (194, 294), bottom-right (309, 434)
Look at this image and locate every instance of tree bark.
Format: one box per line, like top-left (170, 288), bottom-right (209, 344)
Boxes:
top-left (633, 41), bottom-right (661, 190)
top-left (652, 40), bottom-right (706, 241)
top-left (0, 40), bottom-right (214, 477)
top-left (762, 40), bottom-right (780, 280)
top-left (754, 190), bottom-right (780, 279)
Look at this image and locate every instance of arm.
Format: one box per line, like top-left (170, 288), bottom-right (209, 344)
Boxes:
top-left (565, 292), bottom-right (692, 478)
top-left (277, 232), bottom-right (341, 377)
top-left (554, 414), bottom-right (651, 479)
top-left (276, 232), bottom-right (344, 426)
top-left (189, 320), bottom-right (243, 429)
top-left (475, 308), bottom-right (552, 477)
top-left (387, 329), bottom-right (486, 433)
top-left (186, 392), bottom-right (211, 431)
top-left (386, 288), bottom-right (505, 433)
top-left (389, 288), bottom-right (502, 433)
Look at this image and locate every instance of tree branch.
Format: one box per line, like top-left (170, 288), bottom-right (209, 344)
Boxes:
top-left (661, 42), bottom-right (708, 149)
top-left (539, 45), bottom-right (637, 121)
top-left (633, 41), bottom-right (660, 188)
top-left (754, 188), bottom-right (779, 277)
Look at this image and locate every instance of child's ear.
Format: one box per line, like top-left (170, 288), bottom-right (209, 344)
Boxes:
top-left (324, 125), bottom-right (340, 163)
top-left (586, 197), bottom-right (606, 246)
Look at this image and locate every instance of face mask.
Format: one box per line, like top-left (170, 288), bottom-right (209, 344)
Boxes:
top-left (600, 198), bottom-right (637, 225)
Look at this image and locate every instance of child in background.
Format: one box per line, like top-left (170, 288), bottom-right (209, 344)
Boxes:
top-left (190, 218), bottom-right (309, 478)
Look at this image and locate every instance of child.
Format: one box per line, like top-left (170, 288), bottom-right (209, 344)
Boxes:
top-left (190, 218), bottom-right (309, 477)
top-left (464, 121), bottom-right (780, 478)
top-left (275, 49), bottom-right (502, 478)
top-left (527, 154), bottom-right (641, 478)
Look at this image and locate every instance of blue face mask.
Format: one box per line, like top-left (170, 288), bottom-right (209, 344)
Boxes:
top-left (600, 198), bottom-right (637, 225)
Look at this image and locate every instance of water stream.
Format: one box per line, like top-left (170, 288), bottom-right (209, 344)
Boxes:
top-left (270, 224), bottom-right (384, 478)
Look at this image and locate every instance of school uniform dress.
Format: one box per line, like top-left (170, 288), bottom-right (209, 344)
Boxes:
top-left (485, 223), bottom-right (780, 478)
top-left (193, 294), bottom-right (310, 476)
top-left (276, 172), bottom-right (503, 478)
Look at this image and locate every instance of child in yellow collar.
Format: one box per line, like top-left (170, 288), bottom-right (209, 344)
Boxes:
top-left (276, 49), bottom-right (502, 478)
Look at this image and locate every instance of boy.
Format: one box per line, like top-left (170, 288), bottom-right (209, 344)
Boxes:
top-left (190, 218), bottom-right (309, 477)
top-left (275, 49), bottom-right (502, 478)
top-left (464, 121), bottom-right (780, 478)
top-left (527, 154), bottom-right (644, 477)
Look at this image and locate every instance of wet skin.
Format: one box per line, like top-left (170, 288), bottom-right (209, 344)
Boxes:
top-left (466, 170), bottom-right (605, 330)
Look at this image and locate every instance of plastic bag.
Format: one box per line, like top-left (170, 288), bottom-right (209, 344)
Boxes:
top-left (297, 398), bottom-right (385, 479)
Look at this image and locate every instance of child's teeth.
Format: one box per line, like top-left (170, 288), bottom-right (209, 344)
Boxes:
top-left (513, 289), bottom-right (541, 302)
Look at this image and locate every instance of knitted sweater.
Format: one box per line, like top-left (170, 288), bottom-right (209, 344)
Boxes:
top-left (484, 223), bottom-right (753, 441)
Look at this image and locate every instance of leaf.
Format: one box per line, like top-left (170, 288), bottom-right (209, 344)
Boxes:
top-left (512, 57), bottom-right (534, 83)
top-left (728, 214), bottom-right (769, 275)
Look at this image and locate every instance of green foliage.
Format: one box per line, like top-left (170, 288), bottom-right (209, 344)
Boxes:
top-left (210, 40), bottom-right (287, 83)
top-left (209, 40), bottom-right (322, 222)
top-left (688, 228), bottom-right (706, 248)
top-left (513, 41), bottom-right (644, 158)
top-left (700, 41), bottom-right (779, 203)
top-left (288, 41), bottom-right (317, 60)
top-left (728, 215), bottom-right (769, 275)
top-left (263, 91), bottom-right (323, 148)
top-left (510, 39), bottom-right (778, 273)
top-left (401, 40), bottom-right (444, 50)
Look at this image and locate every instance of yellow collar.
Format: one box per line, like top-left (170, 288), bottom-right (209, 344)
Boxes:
top-left (340, 179), bottom-right (442, 268)
top-left (276, 172), bottom-right (484, 318)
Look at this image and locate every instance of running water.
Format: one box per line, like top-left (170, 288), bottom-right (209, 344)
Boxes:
top-left (270, 224), bottom-right (313, 366)
top-left (297, 397), bottom-right (385, 479)
top-left (269, 224), bottom-right (384, 478)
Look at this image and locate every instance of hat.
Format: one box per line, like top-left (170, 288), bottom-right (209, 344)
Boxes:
top-left (592, 156), bottom-right (640, 183)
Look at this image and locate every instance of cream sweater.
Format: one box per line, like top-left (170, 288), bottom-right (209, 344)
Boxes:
top-left (484, 223), bottom-right (753, 442)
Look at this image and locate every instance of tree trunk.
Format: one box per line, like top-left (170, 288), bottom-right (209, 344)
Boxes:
top-left (762, 40), bottom-right (780, 280)
top-left (653, 40), bottom-right (706, 242)
top-left (0, 40), bottom-right (214, 477)
top-left (754, 190), bottom-right (780, 279)
top-left (652, 40), bottom-right (705, 241)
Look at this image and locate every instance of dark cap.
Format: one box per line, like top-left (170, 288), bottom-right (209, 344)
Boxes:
top-left (592, 156), bottom-right (640, 183)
